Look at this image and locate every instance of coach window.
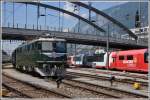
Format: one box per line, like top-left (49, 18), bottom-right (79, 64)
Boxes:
top-left (127, 55), bottom-right (133, 60)
top-left (27, 45), bottom-right (29, 51)
top-left (144, 51), bottom-right (148, 63)
top-left (17, 49), bottom-right (19, 53)
top-left (119, 56), bottom-right (124, 60)
top-left (75, 57), bottom-right (81, 61)
top-left (94, 53), bottom-right (105, 62)
top-left (112, 57), bottom-right (116, 62)
top-left (30, 44), bottom-right (32, 51)
top-left (32, 43), bottom-right (35, 50)
top-left (37, 42), bottom-right (41, 50)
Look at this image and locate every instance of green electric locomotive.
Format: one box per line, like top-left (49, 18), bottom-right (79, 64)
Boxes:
top-left (12, 37), bottom-right (67, 77)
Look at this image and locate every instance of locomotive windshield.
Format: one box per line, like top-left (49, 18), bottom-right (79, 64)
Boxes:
top-left (37, 41), bottom-right (66, 53)
top-left (93, 53), bottom-right (105, 62)
top-left (86, 56), bottom-right (94, 62)
top-left (53, 41), bottom-right (66, 53)
top-left (42, 42), bottom-right (53, 51)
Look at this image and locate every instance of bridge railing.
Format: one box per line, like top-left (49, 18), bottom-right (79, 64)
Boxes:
top-left (44, 30), bottom-right (141, 45)
top-left (4, 23), bottom-right (71, 32)
top-left (2, 23), bottom-right (147, 46)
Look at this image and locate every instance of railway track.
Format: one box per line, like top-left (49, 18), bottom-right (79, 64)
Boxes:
top-left (61, 80), bottom-right (120, 98)
top-left (62, 79), bottom-right (148, 98)
top-left (66, 71), bottom-right (148, 87)
top-left (77, 68), bottom-right (148, 80)
top-left (47, 79), bottom-right (119, 98)
top-left (2, 64), bottom-right (148, 98)
top-left (2, 84), bottom-right (32, 98)
top-left (2, 74), bottom-right (71, 98)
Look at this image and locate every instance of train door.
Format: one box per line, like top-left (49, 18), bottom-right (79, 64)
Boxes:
top-left (74, 55), bottom-right (82, 66)
top-left (144, 50), bottom-right (148, 72)
top-left (109, 53), bottom-right (116, 69)
top-left (109, 52), bottom-right (116, 69)
top-left (83, 55), bottom-right (87, 67)
top-left (142, 50), bottom-right (148, 72)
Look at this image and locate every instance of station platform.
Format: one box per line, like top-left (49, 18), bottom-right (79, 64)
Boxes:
top-left (2, 68), bottom-right (57, 90)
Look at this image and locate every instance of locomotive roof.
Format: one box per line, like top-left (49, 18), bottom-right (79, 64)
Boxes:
top-left (17, 38), bottom-right (66, 48)
top-left (33, 37), bottom-right (66, 42)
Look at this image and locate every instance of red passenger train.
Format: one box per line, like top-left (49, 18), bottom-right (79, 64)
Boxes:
top-left (109, 49), bottom-right (148, 73)
top-left (67, 49), bottom-right (148, 73)
top-left (92, 49), bottom-right (148, 73)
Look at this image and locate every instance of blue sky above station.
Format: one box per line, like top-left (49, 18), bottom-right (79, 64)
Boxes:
top-left (2, 1), bottom-right (127, 55)
top-left (2, 1), bottom-right (127, 29)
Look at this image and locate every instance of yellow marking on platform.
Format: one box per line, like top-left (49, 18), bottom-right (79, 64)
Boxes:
top-left (133, 82), bottom-right (141, 90)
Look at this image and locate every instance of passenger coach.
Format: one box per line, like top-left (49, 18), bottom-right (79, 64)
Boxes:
top-left (109, 49), bottom-right (148, 73)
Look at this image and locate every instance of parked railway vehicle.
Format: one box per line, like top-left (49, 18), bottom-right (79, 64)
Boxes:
top-left (109, 49), bottom-right (148, 73)
top-left (12, 37), bottom-right (67, 77)
top-left (68, 54), bottom-right (94, 67)
top-left (92, 53), bottom-right (109, 69)
top-left (92, 49), bottom-right (148, 73)
top-left (92, 49), bottom-right (108, 68)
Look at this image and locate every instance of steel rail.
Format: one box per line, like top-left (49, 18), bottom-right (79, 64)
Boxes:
top-left (2, 74), bottom-right (72, 98)
top-left (2, 83), bottom-right (32, 98)
top-left (64, 78), bottom-right (148, 98)
top-left (66, 72), bottom-right (148, 86)
top-left (62, 80), bottom-right (121, 98)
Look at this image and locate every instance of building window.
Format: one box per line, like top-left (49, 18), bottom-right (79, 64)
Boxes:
top-left (127, 55), bottom-right (133, 60)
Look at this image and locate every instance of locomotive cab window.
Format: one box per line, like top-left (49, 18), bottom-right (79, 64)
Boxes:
top-left (37, 42), bottom-right (41, 50)
top-left (127, 55), bottom-right (133, 60)
top-left (53, 41), bottom-right (66, 53)
top-left (119, 56), bottom-right (124, 60)
top-left (42, 42), bottom-right (53, 51)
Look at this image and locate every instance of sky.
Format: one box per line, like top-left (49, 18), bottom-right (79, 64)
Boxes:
top-left (2, 1), bottom-right (126, 29)
top-left (2, 1), bottom-right (127, 55)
